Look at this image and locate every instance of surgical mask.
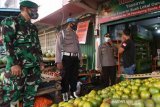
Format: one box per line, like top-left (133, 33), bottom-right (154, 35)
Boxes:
top-left (28, 8), bottom-right (39, 19)
top-left (104, 37), bottom-right (110, 42)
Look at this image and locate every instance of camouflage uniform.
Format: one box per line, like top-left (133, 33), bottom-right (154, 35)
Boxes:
top-left (1, 15), bottom-right (42, 107)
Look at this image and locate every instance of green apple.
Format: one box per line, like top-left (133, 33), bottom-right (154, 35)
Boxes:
top-left (50, 104), bottom-right (58, 107)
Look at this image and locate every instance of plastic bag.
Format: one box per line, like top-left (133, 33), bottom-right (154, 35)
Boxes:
top-left (34, 97), bottom-right (53, 107)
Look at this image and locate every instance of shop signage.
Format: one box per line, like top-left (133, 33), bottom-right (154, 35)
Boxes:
top-left (76, 21), bottom-right (89, 44)
top-left (99, 0), bottom-right (160, 23)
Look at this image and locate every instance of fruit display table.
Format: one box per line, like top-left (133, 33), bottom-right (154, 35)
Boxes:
top-left (43, 57), bottom-right (55, 66)
top-left (38, 67), bottom-right (61, 96)
top-left (119, 72), bottom-right (160, 79)
top-left (78, 72), bottom-right (101, 84)
top-left (51, 77), bottom-right (160, 107)
top-left (37, 76), bottom-right (62, 96)
top-left (43, 57), bottom-right (55, 62)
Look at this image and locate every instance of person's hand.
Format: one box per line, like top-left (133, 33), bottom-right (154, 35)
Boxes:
top-left (40, 62), bottom-right (45, 71)
top-left (57, 62), bottom-right (63, 70)
top-left (97, 67), bottom-right (102, 73)
top-left (80, 59), bottom-right (83, 67)
top-left (116, 44), bottom-right (120, 48)
top-left (11, 65), bottom-right (22, 76)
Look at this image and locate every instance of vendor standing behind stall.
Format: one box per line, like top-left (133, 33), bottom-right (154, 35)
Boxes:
top-left (55, 18), bottom-right (83, 101)
top-left (1, 1), bottom-right (45, 107)
top-left (97, 33), bottom-right (117, 87)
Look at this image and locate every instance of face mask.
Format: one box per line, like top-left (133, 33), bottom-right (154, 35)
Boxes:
top-left (104, 37), bottom-right (110, 42)
top-left (28, 8), bottom-right (39, 19)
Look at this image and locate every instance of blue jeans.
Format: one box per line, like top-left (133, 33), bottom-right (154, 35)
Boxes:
top-left (124, 64), bottom-right (135, 75)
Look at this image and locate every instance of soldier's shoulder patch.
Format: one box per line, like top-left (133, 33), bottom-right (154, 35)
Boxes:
top-left (1, 17), bottom-right (15, 26)
top-left (4, 17), bottom-right (15, 21)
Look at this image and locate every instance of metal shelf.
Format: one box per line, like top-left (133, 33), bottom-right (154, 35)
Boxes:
top-left (37, 84), bottom-right (61, 96)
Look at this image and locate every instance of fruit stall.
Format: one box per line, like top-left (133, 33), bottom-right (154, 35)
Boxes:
top-left (38, 66), bottom-right (61, 95)
top-left (123, 72), bottom-right (160, 79)
top-left (48, 77), bottom-right (160, 107)
top-left (42, 50), bottom-right (55, 67)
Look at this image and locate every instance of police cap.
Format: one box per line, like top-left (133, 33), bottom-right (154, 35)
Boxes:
top-left (67, 18), bottom-right (76, 23)
top-left (20, 1), bottom-right (38, 8)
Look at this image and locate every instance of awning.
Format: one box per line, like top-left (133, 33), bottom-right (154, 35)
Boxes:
top-left (36, 3), bottom-right (85, 26)
top-left (0, 8), bottom-right (20, 22)
top-left (35, 0), bottom-right (100, 27)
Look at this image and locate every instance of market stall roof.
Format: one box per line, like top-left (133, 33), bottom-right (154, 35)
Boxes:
top-left (36, 3), bottom-right (86, 26)
top-left (35, 0), bottom-right (104, 27)
top-left (0, 8), bottom-right (20, 22)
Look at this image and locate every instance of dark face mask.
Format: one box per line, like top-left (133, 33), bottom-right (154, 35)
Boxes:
top-left (70, 23), bottom-right (77, 31)
top-left (28, 8), bottom-right (39, 19)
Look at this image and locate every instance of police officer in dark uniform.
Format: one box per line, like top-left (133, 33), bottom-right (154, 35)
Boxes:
top-left (55, 18), bottom-right (83, 101)
top-left (97, 33), bottom-right (117, 87)
top-left (1, 1), bottom-right (44, 107)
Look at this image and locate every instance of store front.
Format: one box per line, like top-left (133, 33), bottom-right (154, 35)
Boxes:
top-left (98, 0), bottom-right (160, 74)
top-left (77, 14), bottom-right (96, 70)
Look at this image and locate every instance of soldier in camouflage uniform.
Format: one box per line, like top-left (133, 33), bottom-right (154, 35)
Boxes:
top-left (0, 1), bottom-right (44, 107)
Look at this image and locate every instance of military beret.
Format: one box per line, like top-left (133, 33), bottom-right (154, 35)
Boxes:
top-left (20, 1), bottom-right (38, 8)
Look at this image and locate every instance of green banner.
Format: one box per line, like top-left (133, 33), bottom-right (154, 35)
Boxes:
top-left (99, 0), bottom-right (160, 23)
